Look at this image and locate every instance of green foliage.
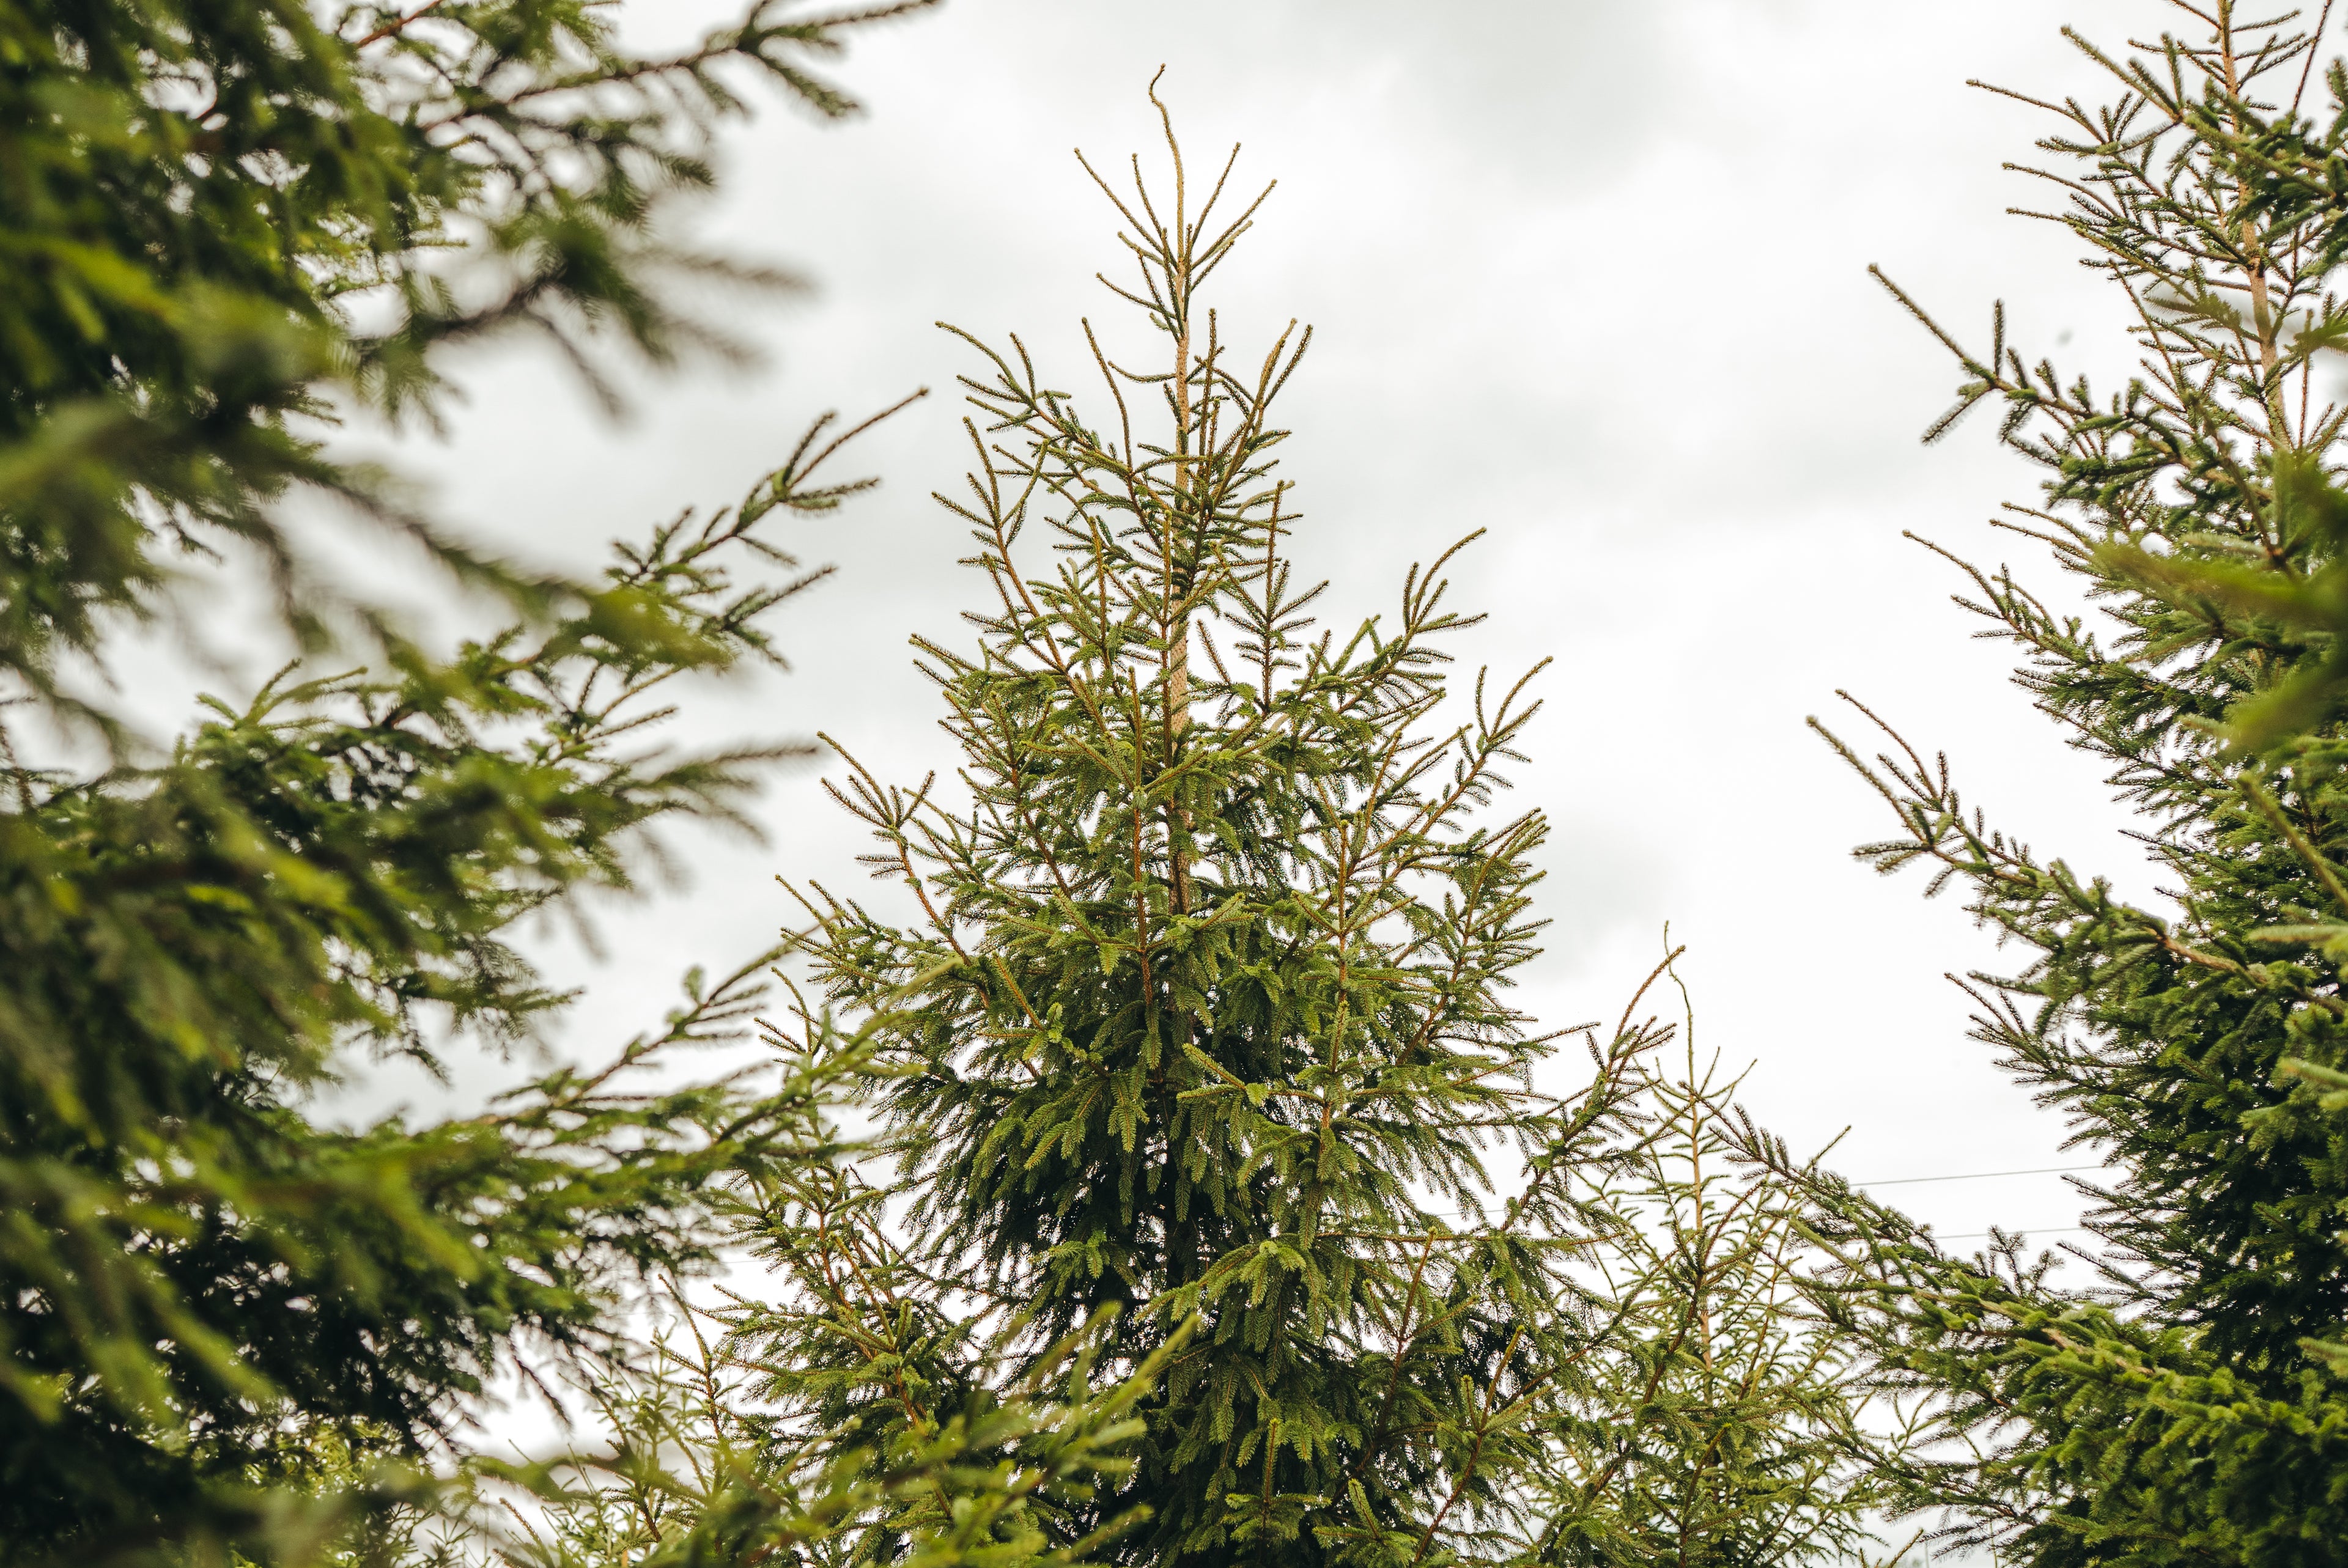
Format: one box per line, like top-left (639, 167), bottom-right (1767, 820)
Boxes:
top-left (1755, 6), bottom-right (2348, 1565)
top-left (0, 1), bottom-right (950, 1561)
top-left (364, 1053), bottom-right (1172, 1568)
top-left (749, 102), bottom-right (1897, 1568)
top-left (0, 424), bottom-right (892, 1563)
top-left (0, 0), bottom-right (927, 727)
top-left (1538, 1004), bottom-right (1902, 1568)
top-left (773, 100), bottom-right (1639, 1568)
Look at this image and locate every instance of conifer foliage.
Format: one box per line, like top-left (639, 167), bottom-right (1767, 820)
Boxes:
top-left (1539, 1022), bottom-right (1897, 1568)
top-left (761, 100), bottom-right (1880, 1568)
top-left (0, 2), bottom-right (1008, 1564)
top-left (395, 1054), bottom-right (1169, 1568)
top-left (0, 0), bottom-right (929, 716)
top-left (1758, 5), bottom-right (2348, 1565)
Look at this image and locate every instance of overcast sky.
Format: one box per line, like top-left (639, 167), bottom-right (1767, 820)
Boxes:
top-left (305, 0), bottom-right (2217, 1248)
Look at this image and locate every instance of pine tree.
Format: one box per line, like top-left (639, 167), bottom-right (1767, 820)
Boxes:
top-left (0, 3), bottom-right (976, 1562)
top-left (760, 100), bottom-right (1697, 1568)
top-left (1751, 4), bottom-right (2348, 1564)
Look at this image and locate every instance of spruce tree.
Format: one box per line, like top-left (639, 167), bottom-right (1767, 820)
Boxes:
top-left (1538, 1005), bottom-right (1900, 1568)
top-left (1753, 4), bottom-right (2348, 1564)
top-left (756, 101), bottom-right (1781, 1568)
top-left (0, 408), bottom-right (910, 1567)
top-left (0, 3), bottom-right (1010, 1562)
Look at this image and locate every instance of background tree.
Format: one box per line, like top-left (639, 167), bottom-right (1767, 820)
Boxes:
top-left (0, 2), bottom-right (1010, 1562)
top-left (1749, 4), bottom-right (2348, 1565)
top-left (0, 391), bottom-right (909, 1567)
top-left (1538, 995), bottom-right (1903, 1568)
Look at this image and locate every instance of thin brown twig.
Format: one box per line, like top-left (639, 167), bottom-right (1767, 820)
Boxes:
top-left (2295, 0), bottom-right (2337, 113)
top-left (355, 0), bottom-right (450, 48)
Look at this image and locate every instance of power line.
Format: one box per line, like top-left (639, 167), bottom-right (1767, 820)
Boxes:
top-left (1856, 1164), bottom-right (2102, 1187)
top-left (1937, 1226), bottom-right (2091, 1241)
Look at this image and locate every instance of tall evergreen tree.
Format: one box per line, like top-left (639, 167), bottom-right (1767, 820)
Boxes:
top-left (749, 100), bottom-right (1894, 1568)
top-left (1752, 4), bottom-right (2348, 1565)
